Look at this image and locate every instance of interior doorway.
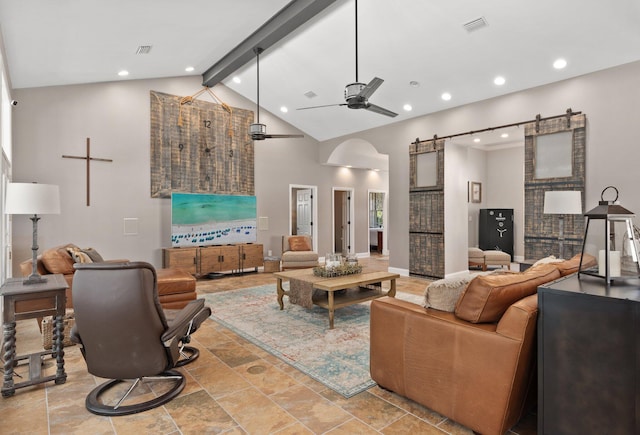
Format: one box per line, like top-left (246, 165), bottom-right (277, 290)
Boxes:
top-left (332, 187), bottom-right (354, 255)
top-left (289, 184), bottom-right (318, 250)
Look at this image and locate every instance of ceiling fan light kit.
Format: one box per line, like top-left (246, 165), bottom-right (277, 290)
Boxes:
top-left (249, 47), bottom-right (303, 141)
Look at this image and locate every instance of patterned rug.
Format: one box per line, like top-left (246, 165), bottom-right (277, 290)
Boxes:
top-left (204, 284), bottom-right (423, 398)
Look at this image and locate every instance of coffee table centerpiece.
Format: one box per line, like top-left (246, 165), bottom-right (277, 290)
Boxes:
top-left (314, 253), bottom-right (362, 277)
top-left (313, 262), bottom-right (362, 278)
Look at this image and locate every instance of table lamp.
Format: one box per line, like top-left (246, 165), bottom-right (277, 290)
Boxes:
top-left (4, 182), bottom-right (61, 284)
top-left (543, 190), bottom-right (582, 259)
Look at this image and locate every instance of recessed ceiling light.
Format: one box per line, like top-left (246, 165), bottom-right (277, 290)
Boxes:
top-left (409, 81), bottom-right (420, 88)
top-left (474, 138), bottom-right (481, 143)
top-left (373, 168), bottom-right (380, 172)
top-left (345, 165), bottom-right (353, 168)
top-left (118, 70), bottom-right (129, 77)
top-left (232, 76), bottom-right (241, 84)
top-left (280, 106), bottom-right (288, 113)
top-left (553, 58), bottom-right (567, 69)
top-left (501, 133), bottom-right (509, 138)
top-left (403, 104), bottom-right (412, 111)
top-left (494, 76), bottom-right (506, 86)
top-left (185, 66), bottom-right (194, 72)
top-left (441, 92), bottom-right (452, 101)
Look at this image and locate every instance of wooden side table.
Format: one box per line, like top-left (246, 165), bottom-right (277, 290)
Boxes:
top-left (1, 274), bottom-right (68, 397)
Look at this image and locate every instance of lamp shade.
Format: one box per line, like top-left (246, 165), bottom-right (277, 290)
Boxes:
top-left (543, 191), bottom-right (582, 215)
top-left (4, 183), bottom-right (61, 215)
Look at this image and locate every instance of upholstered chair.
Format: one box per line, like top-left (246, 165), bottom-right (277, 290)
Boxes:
top-left (281, 235), bottom-right (319, 270)
top-left (70, 261), bottom-right (211, 416)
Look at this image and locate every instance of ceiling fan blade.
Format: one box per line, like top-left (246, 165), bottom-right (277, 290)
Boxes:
top-left (264, 134), bottom-right (304, 139)
top-left (358, 77), bottom-right (384, 99)
top-left (297, 103), bottom-right (347, 111)
top-left (365, 103), bottom-right (398, 118)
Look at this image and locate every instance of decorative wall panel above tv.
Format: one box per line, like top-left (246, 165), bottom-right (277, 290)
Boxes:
top-left (150, 90), bottom-right (255, 198)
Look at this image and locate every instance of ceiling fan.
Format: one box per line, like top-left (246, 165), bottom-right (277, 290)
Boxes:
top-left (297, 0), bottom-right (397, 118)
top-left (249, 47), bottom-right (303, 141)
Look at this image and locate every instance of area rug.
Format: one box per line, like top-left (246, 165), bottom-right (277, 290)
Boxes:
top-left (204, 284), bottom-right (423, 398)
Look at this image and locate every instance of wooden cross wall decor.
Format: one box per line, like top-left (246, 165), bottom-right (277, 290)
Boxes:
top-left (62, 137), bottom-right (113, 206)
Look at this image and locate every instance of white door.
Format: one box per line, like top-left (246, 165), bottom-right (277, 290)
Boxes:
top-left (340, 191), bottom-right (350, 253)
top-left (332, 188), bottom-right (353, 255)
top-left (296, 189), bottom-right (312, 235)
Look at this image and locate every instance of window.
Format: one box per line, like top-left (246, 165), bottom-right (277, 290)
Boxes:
top-left (369, 192), bottom-right (384, 228)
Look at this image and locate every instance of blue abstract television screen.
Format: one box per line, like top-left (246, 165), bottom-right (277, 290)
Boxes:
top-left (171, 192), bottom-right (257, 247)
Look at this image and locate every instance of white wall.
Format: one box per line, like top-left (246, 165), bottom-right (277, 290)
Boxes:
top-left (10, 76), bottom-right (388, 275)
top-left (444, 143), bottom-right (469, 275)
top-left (485, 146), bottom-right (524, 261)
top-left (465, 147), bottom-right (486, 247)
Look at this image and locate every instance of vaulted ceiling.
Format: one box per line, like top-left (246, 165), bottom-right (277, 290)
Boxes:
top-left (2, 0), bottom-right (639, 141)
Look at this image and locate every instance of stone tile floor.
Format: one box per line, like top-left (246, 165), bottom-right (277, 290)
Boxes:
top-left (0, 255), bottom-right (536, 434)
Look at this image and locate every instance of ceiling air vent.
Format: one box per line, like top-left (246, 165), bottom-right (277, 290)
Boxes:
top-left (135, 45), bottom-right (152, 55)
top-left (463, 16), bottom-right (488, 32)
top-left (304, 90), bottom-right (317, 99)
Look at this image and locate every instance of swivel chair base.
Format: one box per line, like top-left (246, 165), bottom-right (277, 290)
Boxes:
top-left (86, 369), bottom-right (185, 416)
top-left (175, 345), bottom-right (200, 367)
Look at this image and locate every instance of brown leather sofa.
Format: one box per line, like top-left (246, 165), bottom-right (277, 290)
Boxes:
top-left (370, 255), bottom-right (594, 435)
top-left (20, 243), bottom-right (197, 310)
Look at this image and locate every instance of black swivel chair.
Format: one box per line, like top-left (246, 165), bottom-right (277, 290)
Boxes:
top-left (70, 261), bottom-right (211, 416)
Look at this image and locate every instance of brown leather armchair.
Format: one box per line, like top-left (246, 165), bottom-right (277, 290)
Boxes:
top-left (71, 261), bottom-right (211, 416)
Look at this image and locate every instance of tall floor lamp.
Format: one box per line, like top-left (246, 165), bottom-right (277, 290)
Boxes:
top-left (543, 190), bottom-right (582, 259)
top-left (4, 182), bottom-right (61, 284)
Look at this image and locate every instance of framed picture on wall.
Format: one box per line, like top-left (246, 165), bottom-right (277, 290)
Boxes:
top-left (469, 181), bottom-right (482, 203)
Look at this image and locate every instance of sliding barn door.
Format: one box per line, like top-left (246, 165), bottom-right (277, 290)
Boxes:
top-left (409, 139), bottom-right (445, 278)
top-left (524, 112), bottom-right (586, 260)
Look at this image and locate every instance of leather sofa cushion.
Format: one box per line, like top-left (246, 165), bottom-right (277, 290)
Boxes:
top-left (424, 275), bottom-right (475, 312)
top-left (455, 263), bottom-right (560, 323)
top-left (156, 268), bottom-right (196, 296)
top-left (41, 244), bottom-right (78, 275)
top-left (159, 292), bottom-right (197, 309)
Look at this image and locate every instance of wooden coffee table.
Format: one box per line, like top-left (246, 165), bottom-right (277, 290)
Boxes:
top-left (274, 269), bottom-right (399, 329)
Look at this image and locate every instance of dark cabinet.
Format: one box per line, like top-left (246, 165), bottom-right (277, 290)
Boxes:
top-left (538, 274), bottom-right (640, 435)
top-left (479, 208), bottom-right (513, 258)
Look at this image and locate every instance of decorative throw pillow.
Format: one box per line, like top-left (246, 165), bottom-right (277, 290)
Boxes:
top-left (81, 247), bottom-right (104, 262)
top-left (554, 253), bottom-right (596, 276)
top-left (67, 246), bottom-right (93, 264)
top-left (533, 255), bottom-right (563, 267)
top-left (288, 236), bottom-right (311, 251)
top-left (455, 263), bottom-right (561, 323)
top-left (424, 275), bottom-right (474, 312)
top-left (41, 245), bottom-right (76, 274)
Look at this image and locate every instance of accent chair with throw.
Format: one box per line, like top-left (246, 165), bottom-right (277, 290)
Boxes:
top-left (281, 235), bottom-right (319, 270)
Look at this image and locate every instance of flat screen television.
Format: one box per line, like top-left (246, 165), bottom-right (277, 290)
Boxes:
top-left (171, 192), bottom-right (257, 247)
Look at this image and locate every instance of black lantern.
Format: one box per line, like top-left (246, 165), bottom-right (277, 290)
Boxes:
top-left (578, 186), bottom-right (640, 283)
